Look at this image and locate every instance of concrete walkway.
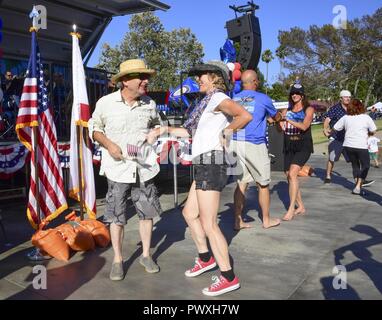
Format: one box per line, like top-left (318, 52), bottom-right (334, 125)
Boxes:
top-left (0, 155), bottom-right (381, 300)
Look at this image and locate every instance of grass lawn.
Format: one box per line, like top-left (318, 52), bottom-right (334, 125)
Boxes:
top-left (312, 119), bottom-right (382, 145)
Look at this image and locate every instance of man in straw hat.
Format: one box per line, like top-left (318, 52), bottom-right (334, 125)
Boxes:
top-left (89, 59), bottom-right (162, 281)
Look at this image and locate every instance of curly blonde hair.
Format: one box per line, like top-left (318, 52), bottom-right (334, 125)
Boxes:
top-left (207, 72), bottom-right (228, 91)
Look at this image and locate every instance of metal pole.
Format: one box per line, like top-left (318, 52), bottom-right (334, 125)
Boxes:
top-left (172, 142), bottom-right (178, 208)
top-left (32, 126), bottom-right (41, 223)
top-left (30, 25), bottom-right (42, 224)
top-left (77, 125), bottom-right (84, 220)
top-left (25, 160), bottom-right (30, 202)
top-left (179, 73), bottom-right (183, 115)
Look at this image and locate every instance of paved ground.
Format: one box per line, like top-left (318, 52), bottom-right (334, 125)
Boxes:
top-left (0, 153), bottom-right (381, 300)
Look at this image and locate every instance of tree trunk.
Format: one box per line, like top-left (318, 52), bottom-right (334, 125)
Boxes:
top-left (266, 63), bottom-right (269, 94)
top-left (279, 59), bottom-right (285, 81)
top-left (354, 76), bottom-right (360, 96)
top-left (365, 69), bottom-right (378, 107)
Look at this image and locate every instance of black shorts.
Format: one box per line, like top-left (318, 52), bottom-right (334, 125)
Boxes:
top-left (193, 151), bottom-right (228, 192)
top-left (284, 150), bottom-right (311, 171)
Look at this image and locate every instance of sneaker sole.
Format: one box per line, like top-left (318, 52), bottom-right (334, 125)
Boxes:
top-left (202, 283), bottom-right (241, 296)
top-left (362, 181), bottom-right (375, 187)
top-left (185, 262), bottom-right (217, 278)
top-left (139, 260), bottom-right (160, 273)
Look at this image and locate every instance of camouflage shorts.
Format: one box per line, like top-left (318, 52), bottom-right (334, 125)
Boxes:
top-left (104, 178), bottom-right (162, 225)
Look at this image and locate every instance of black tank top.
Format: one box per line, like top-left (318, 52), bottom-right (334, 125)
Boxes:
top-left (283, 109), bottom-right (313, 153)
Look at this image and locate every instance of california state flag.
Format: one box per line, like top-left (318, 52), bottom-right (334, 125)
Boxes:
top-left (69, 32), bottom-right (96, 218)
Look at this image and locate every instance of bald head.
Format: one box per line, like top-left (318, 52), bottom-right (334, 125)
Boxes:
top-left (241, 69), bottom-right (259, 90)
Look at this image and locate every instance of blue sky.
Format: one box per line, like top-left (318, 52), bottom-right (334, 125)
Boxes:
top-left (87, 0), bottom-right (381, 85)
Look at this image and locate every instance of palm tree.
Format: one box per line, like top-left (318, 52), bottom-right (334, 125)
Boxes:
top-left (261, 49), bottom-right (274, 94)
top-left (275, 46), bottom-right (287, 81)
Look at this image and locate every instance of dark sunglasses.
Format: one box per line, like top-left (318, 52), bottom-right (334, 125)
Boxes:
top-left (124, 73), bottom-right (150, 81)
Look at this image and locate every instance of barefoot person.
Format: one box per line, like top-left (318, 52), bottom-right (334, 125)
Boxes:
top-left (231, 70), bottom-right (282, 230)
top-left (89, 59), bottom-right (162, 281)
top-left (279, 83), bottom-right (314, 221)
top-left (147, 60), bottom-right (252, 296)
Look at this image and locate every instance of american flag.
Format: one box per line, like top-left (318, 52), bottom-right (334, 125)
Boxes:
top-left (127, 143), bottom-right (141, 158)
top-left (16, 30), bottom-right (67, 228)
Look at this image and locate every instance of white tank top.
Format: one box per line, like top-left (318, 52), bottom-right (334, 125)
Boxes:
top-left (192, 92), bottom-right (231, 159)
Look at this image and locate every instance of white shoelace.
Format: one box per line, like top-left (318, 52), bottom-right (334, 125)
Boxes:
top-left (210, 275), bottom-right (223, 289)
top-left (192, 257), bottom-right (202, 271)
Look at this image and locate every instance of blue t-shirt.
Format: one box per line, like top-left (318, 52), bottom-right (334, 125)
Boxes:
top-left (232, 90), bottom-right (277, 144)
top-left (323, 103), bottom-right (346, 142)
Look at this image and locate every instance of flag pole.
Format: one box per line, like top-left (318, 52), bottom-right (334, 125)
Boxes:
top-left (72, 25), bottom-right (85, 221)
top-left (30, 13), bottom-right (41, 225)
top-left (77, 125), bottom-right (84, 220)
top-left (25, 7), bottom-right (44, 262)
top-left (33, 126), bottom-right (41, 223)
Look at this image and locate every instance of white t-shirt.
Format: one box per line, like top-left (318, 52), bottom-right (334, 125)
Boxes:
top-left (333, 114), bottom-right (377, 149)
top-left (192, 92), bottom-right (231, 159)
top-left (367, 136), bottom-right (380, 153)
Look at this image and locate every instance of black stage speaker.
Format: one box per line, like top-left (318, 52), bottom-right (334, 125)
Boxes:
top-left (226, 14), bottom-right (262, 70)
top-left (268, 124), bottom-right (284, 172)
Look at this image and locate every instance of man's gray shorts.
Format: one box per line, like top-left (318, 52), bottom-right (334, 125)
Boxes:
top-left (104, 178), bottom-right (162, 225)
top-left (328, 139), bottom-right (349, 162)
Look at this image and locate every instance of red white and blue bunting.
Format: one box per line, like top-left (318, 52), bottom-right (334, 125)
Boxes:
top-left (0, 142), bottom-right (30, 179)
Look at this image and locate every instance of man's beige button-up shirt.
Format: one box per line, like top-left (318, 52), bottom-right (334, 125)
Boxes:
top-left (89, 90), bottom-right (160, 183)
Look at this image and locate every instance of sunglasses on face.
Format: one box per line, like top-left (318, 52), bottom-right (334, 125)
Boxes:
top-left (124, 73), bottom-right (150, 81)
top-left (6, 74), bottom-right (12, 77)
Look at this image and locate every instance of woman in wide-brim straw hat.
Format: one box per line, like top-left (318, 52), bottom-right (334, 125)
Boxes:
top-left (147, 60), bottom-right (252, 297)
top-left (111, 59), bottom-right (155, 84)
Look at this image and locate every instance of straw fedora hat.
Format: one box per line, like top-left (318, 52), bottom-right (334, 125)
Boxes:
top-left (111, 59), bottom-right (155, 83)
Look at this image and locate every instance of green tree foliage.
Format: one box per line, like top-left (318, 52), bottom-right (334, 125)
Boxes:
top-left (277, 8), bottom-right (382, 105)
top-left (254, 68), bottom-right (266, 94)
top-left (267, 82), bottom-right (289, 101)
top-left (97, 12), bottom-right (204, 91)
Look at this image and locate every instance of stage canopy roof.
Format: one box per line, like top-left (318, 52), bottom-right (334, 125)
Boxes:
top-left (0, 0), bottom-right (170, 64)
